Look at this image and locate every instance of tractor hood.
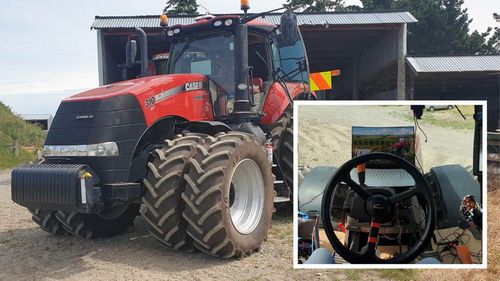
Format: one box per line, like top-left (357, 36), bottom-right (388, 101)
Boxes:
top-left (65, 74), bottom-right (208, 102)
top-left (44, 73), bottom-right (213, 184)
top-left (62, 73), bottom-right (213, 126)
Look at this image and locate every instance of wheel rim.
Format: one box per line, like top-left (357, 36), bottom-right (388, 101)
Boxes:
top-left (228, 159), bottom-right (265, 234)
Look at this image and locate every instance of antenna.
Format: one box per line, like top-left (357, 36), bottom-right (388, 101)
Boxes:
top-left (198, 4), bottom-right (210, 15)
top-left (241, 6), bottom-right (288, 23)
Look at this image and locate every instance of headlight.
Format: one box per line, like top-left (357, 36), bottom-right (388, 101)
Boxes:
top-left (224, 19), bottom-right (233, 26)
top-left (213, 20), bottom-right (222, 27)
top-left (167, 29), bottom-right (174, 36)
top-left (227, 99), bottom-right (235, 114)
top-left (44, 142), bottom-right (119, 157)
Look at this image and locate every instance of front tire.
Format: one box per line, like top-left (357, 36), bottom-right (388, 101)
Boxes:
top-left (269, 107), bottom-right (294, 194)
top-left (182, 132), bottom-right (274, 258)
top-left (280, 116), bottom-right (294, 189)
top-left (29, 209), bottom-right (69, 235)
top-left (141, 133), bottom-right (212, 251)
top-left (55, 204), bottom-right (139, 238)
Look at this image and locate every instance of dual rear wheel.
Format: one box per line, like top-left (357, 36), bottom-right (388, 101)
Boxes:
top-left (142, 132), bottom-right (274, 258)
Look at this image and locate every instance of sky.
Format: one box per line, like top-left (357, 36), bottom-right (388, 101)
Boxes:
top-left (0, 0), bottom-right (498, 115)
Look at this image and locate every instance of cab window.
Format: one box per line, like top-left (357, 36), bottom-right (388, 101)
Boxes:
top-left (270, 30), bottom-right (309, 84)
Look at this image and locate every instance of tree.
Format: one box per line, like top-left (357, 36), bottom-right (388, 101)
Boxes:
top-left (163, 0), bottom-right (198, 15)
top-left (486, 13), bottom-right (500, 53)
top-left (285, 0), bottom-right (345, 12)
top-left (360, 0), bottom-right (395, 10)
top-left (356, 0), bottom-right (497, 55)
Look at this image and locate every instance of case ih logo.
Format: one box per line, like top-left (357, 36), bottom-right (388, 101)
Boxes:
top-left (185, 81), bottom-right (203, 91)
top-left (144, 83), bottom-right (204, 108)
top-left (76, 114), bottom-right (94, 120)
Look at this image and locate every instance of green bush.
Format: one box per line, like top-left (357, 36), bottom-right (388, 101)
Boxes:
top-left (0, 102), bottom-right (45, 168)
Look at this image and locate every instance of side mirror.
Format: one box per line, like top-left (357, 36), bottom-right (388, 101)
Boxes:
top-left (125, 39), bottom-right (137, 68)
top-left (278, 10), bottom-right (299, 47)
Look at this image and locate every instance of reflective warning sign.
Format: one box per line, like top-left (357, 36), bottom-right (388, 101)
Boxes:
top-left (309, 70), bottom-right (341, 91)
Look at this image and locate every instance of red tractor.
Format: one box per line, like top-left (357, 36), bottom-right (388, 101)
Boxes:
top-left (11, 6), bottom-right (312, 258)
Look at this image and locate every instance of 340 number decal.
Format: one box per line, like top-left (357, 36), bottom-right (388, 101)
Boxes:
top-left (144, 97), bottom-right (155, 108)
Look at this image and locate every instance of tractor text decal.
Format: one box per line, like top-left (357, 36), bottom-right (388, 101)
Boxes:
top-left (185, 81), bottom-right (204, 91)
top-left (144, 85), bottom-right (185, 108)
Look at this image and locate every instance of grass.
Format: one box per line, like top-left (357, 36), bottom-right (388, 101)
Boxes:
top-left (0, 147), bottom-right (39, 169)
top-left (394, 105), bottom-right (475, 131)
top-left (345, 269), bottom-right (361, 280)
top-left (0, 102), bottom-right (45, 168)
top-left (380, 269), bottom-right (417, 281)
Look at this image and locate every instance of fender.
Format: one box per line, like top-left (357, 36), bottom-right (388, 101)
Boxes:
top-left (178, 120), bottom-right (232, 136)
top-left (128, 116), bottom-right (182, 182)
top-left (127, 118), bottom-right (231, 182)
top-left (260, 82), bottom-right (310, 125)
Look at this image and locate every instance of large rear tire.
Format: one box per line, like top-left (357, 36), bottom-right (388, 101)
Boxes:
top-left (141, 133), bottom-right (212, 251)
top-left (55, 204), bottom-right (139, 238)
top-left (269, 108), bottom-right (294, 191)
top-left (280, 115), bottom-right (294, 189)
top-left (269, 107), bottom-right (291, 158)
top-left (182, 132), bottom-right (274, 258)
top-left (29, 209), bottom-right (69, 235)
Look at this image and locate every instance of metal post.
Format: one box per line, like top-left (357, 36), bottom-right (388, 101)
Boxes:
top-left (13, 140), bottom-right (19, 156)
top-left (134, 27), bottom-right (149, 77)
top-left (353, 55), bottom-right (359, 100)
top-left (408, 74), bottom-right (415, 100)
top-left (397, 24), bottom-right (407, 100)
top-left (96, 30), bottom-right (105, 86)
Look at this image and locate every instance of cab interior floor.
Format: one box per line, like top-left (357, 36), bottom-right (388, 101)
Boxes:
top-left (315, 228), bottom-right (482, 264)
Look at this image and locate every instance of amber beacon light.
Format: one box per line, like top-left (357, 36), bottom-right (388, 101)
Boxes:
top-left (241, 0), bottom-right (250, 13)
top-left (160, 14), bottom-right (169, 26)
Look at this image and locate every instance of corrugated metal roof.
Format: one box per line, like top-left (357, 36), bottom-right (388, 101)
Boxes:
top-left (91, 11), bottom-right (417, 29)
top-left (407, 56), bottom-right (500, 73)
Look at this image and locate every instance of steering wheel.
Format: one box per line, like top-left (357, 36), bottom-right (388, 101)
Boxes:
top-left (321, 153), bottom-right (436, 264)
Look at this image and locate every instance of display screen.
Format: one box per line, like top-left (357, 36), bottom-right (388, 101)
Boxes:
top-left (352, 126), bottom-right (415, 167)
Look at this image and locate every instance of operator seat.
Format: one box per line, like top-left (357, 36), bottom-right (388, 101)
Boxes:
top-left (250, 77), bottom-right (264, 113)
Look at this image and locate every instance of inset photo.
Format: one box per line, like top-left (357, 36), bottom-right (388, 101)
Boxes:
top-left (294, 102), bottom-right (486, 268)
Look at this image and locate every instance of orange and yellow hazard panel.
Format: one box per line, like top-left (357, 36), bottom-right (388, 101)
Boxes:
top-left (309, 70), bottom-right (341, 91)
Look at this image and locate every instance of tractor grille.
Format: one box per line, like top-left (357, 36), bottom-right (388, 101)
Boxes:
top-left (44, 95), bottom-right (147, 184)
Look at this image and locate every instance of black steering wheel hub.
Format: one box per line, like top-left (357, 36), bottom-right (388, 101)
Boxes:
top-left (365, 194), bottom-right (393, 221)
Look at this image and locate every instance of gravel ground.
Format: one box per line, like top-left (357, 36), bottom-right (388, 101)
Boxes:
top-left (0, 169), bottom-right (388, 281)
top-left (298, 105), bottom-right (474, 172)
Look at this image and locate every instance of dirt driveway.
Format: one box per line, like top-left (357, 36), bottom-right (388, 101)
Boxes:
top-left (298, 105), bottom-right (474, 172)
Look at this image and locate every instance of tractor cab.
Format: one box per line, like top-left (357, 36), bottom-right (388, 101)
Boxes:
top-left (161, 12), bottom-right (310, 123)
top-left (117, 6), bottom-right (311, 128)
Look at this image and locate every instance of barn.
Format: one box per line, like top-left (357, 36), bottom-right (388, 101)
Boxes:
top-left (90, 11), bottom-right (500, 131)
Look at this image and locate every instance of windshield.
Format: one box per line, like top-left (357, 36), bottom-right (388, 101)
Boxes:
top-left (270, 30), bottom-right (309, 84)
top-left (352, 126), bottom-right (416, 168)
top-left (168, 33), bottom-right (235, 97)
